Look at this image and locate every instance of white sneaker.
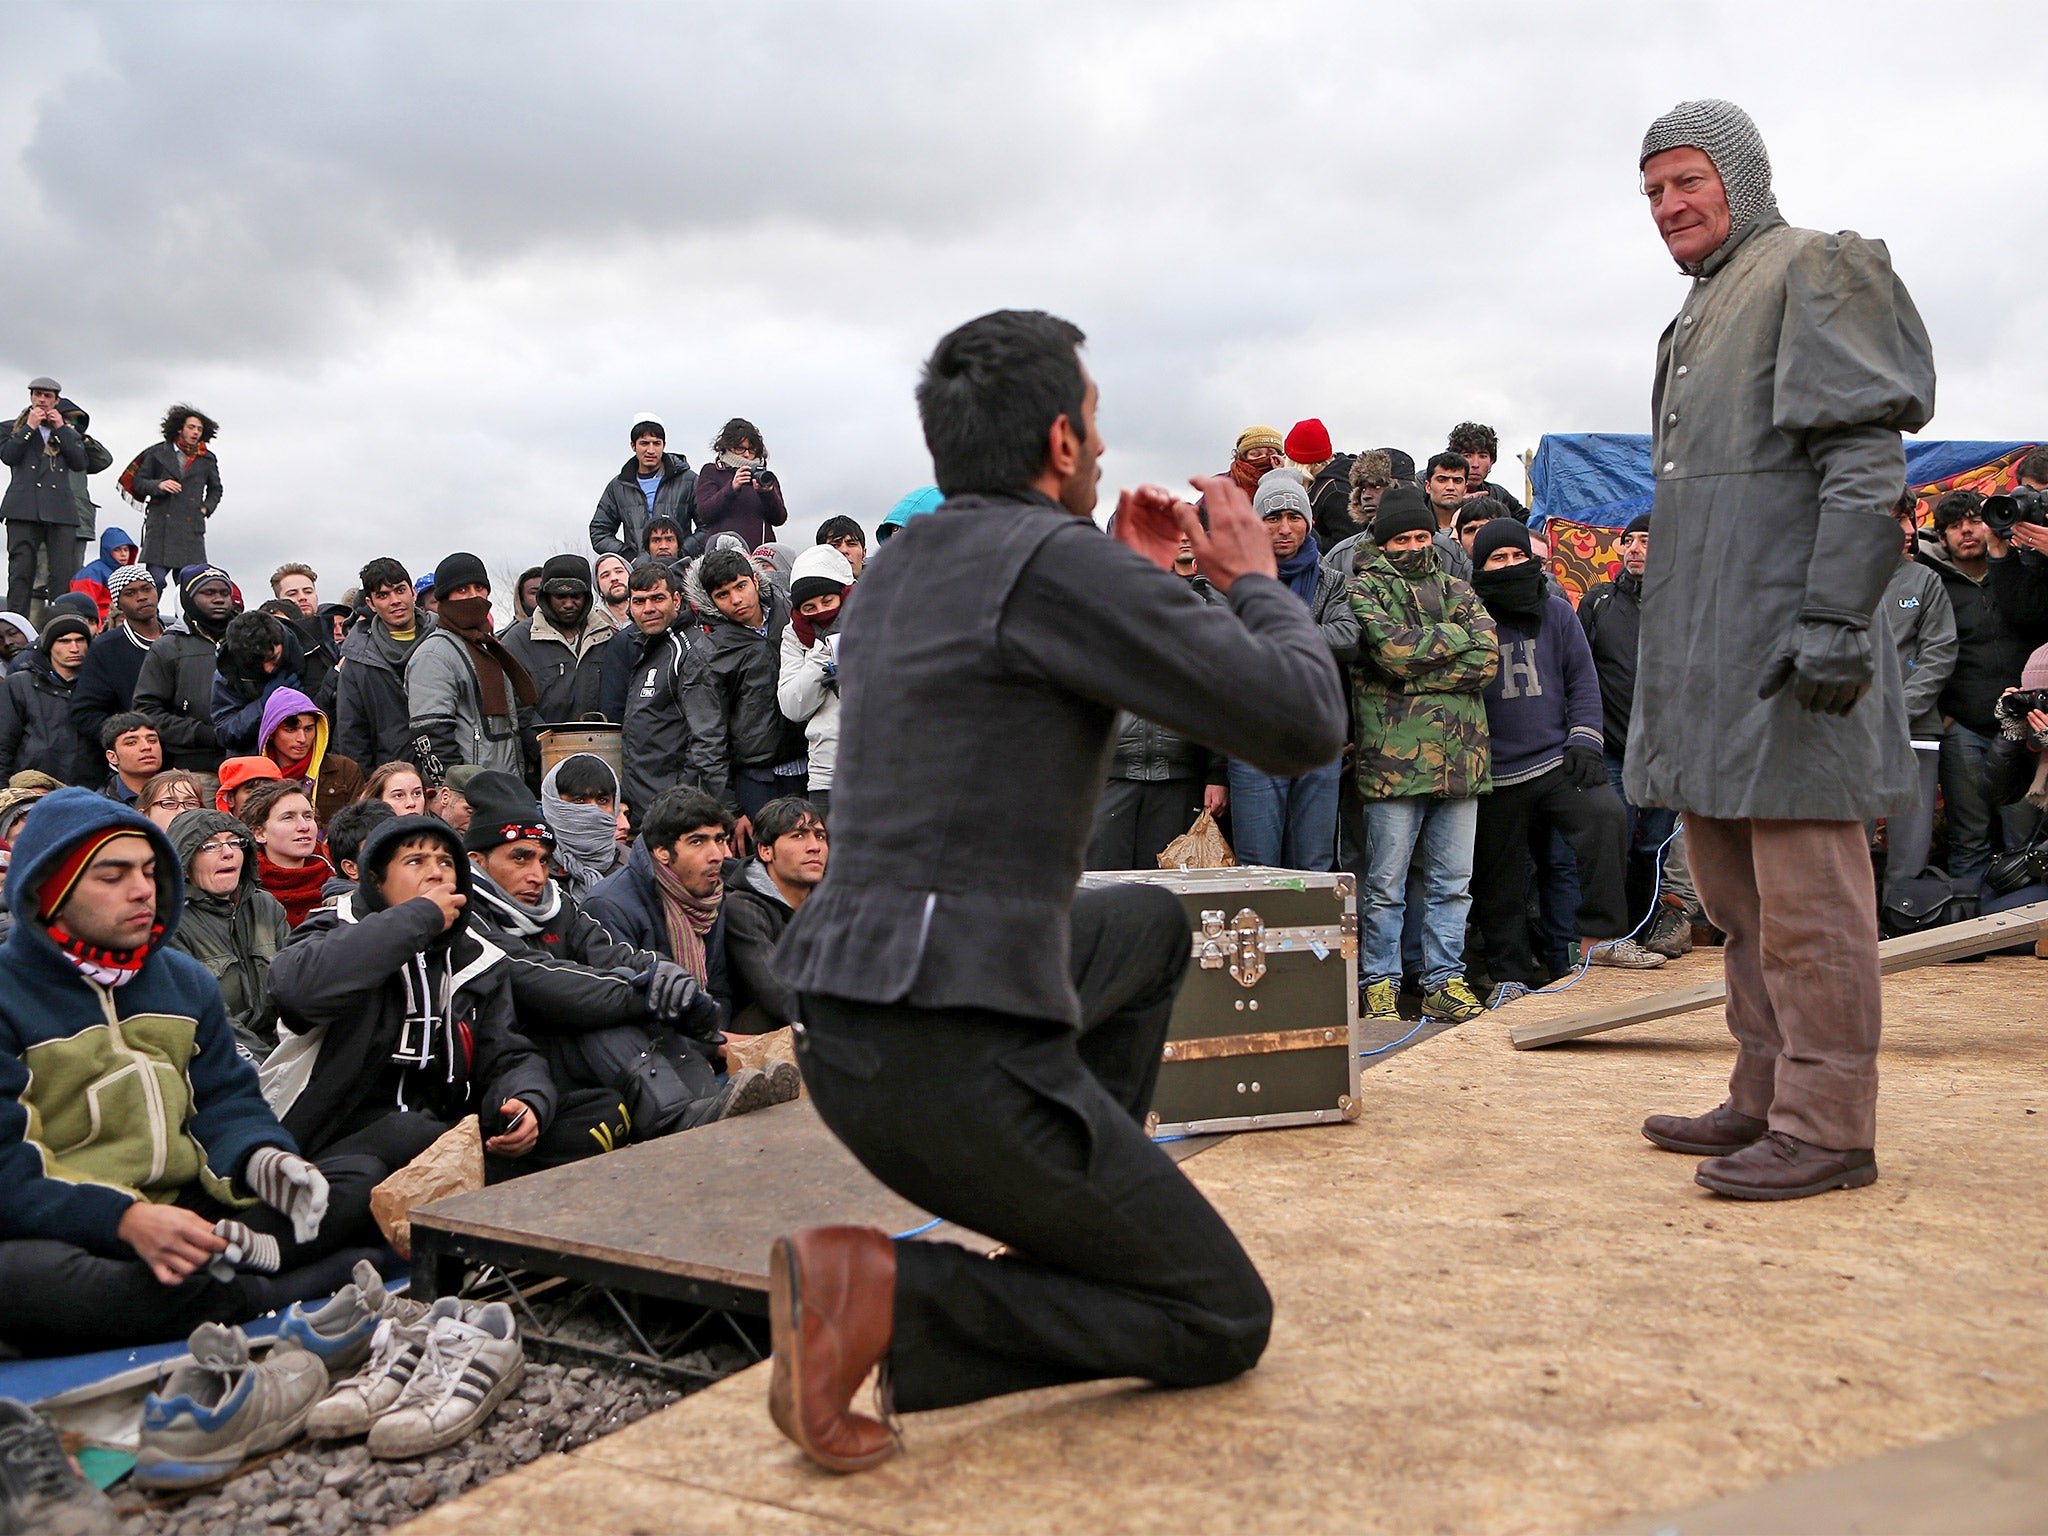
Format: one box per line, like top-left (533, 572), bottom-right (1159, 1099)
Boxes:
top-left (306, 1296), bottom-right (461, 1440)
top-left (1587, 937), bottom-right (1668, 970)
top-left (365, 1301), bottom-right (525, 1460)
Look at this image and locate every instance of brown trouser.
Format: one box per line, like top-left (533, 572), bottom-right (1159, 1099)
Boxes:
top-left (1683, 814), bottom-right (1881, 1149)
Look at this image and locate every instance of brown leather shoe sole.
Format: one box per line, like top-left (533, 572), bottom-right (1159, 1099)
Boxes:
top-left (767, 1236), bottom-right (900, 1474)
top-left (1642, 1123), bottom-right (1764, 1156)
top-left (1695, 1157), bottom-right (1879, 1201)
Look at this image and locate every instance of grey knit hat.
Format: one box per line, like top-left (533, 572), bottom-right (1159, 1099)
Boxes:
top-left (1253, 467), bottom-right (1311, 520)
top-left (1640, 98), bottom-right (1778, 268)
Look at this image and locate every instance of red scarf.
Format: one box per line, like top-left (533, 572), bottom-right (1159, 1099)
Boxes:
top-left (47, 920), bottom-right (163, 986)
top-left (259, 851), bottom-right (334, 928)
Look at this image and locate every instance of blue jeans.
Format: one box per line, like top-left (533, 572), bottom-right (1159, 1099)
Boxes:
top-left (1359, 796), bottom-right (1478, 986)
top-left (1227, 759), bottom-right (1340, 870)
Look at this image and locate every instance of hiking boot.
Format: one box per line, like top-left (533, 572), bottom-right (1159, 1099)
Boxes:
top-left (279, 1258), bottom-right (427, 1378)
top-left (1421, 976), bottom-right (1486, 1023)
top-left (717, 1067), bottom-right (777, 1121)
top-left (366, 1302), bottom-right (525, 1460)
top-left (1695, 1130), bottom-right (1878, 1201)
top-left (1642, 1101), bottom-right (1768, 1155)
top-left (1586, 937), bottom-right (1668, 969)
top-left (1643, 899), bottom-right (1694, 959)
top-left (764, 1058), bottom-right (804, 1104)
top-left (306, 1297), bottom-right (461, 1440)
top-left (0, 1399), bottom-right (121, 1535)
top-left (134, 1326), bottom-right (328, 1491)
top-left (1361, 977), bottom-right (1400, 1023)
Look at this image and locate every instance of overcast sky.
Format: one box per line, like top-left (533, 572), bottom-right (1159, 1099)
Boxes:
top-left (5, 0), bottom-right (2045, 608)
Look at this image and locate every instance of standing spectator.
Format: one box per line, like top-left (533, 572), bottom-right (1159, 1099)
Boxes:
top-left (593, 553), bottom-right (632, 629)
top-left (134, 565), bottom-right (237, 772)
top-left (167, 808), bottom-right (291, 1060)
top-left (0, 614), bottom-right (96, 784)
top-left (499, 554), bottom-right (612, 724)
top-left (875, 485), bottom-right (943, 545)
top-left (99, 714), bottom-right (163, 805)
top-left (617, 560), bottom-right (725, 829)
top-left (405, 553), bottom-right (538, 781)
top-left (1445, 423), bottom-right (1526, 518)
top-left (814, 516), bottom-right (867, 577)
top-left (270, 564), bottom-right (318, 617)
top-left (54, 396), bottom-right (114, 542)
top-left (68, 527), bottom-right (139, 623)
top-left (210, 612), bottom-right (311, 758)
top-left (1224, 470), bottom-right (1353, 870)
top-left (1346, 491), bottom-right (1497, 1025)
top-left (1920, 491), bottom-right (2034, 888)
top-left (1223, 426), bottom-right (1285, 496)
top-left (642, 513), bottom-right (685, 566)
top-left (696, 547), bottom-right (806, 839)
top-left (511, 566), bottom-right (544, 625)
top-left (2, 377), bottom-right (88, 616)
top-left (721, 795), bottom-right (827, 1033)
top-left (70, 565), bottom-right (165, 750)
top-left (255, 687), bottom-right (365, 829)
top-left (590, 417), bottom-right (697, 561)
top-left (333, 557), bottom-right (434, 771)
top-left (414, 573), bottom-right (438, 621)
top-left (692, 418), bottom-right (788, 553)
top-left (778, 544), bottom-right (853, 821)
top-left (1423, 451), bottom-right (1469, 529)
top-left (128, 405), bottom-right (223, 589)
top-left (1878, 488), bottom-right (1957, 911)
top-left (1347, 450), bottom-right (1395, 529)
top-left (238, 780), bottom-right (333, 928)
top-left (1286, 418), bottom-right (1356, 549)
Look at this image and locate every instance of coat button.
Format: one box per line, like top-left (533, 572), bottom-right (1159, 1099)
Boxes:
top-left (1663, 461), bottom-right (1676, 473)
top-left (1667, 413), bottom-right (1678, 425)
top-left (1676, 365), bottom-right (1688, 376)
top-left (1682, 314), bottom-right (1694, 326)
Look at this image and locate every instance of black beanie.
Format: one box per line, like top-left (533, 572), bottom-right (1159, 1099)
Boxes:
top-left (433, 551), bottom-right (490, 601)
top-left (37, 614), bottom-right (91, 653)
top-left (1470, 518), bottom-right (1534, 570)
top-left (459, 770), bottom-right (555, 854)
top-left (539, 553), bottom-right (591, 593)
top-left (1372, 484), bottom-right (1437, 546)
top-left (1624, 512), bottom-right (1652, 537)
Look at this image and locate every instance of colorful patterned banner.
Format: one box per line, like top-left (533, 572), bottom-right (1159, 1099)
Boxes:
top-left (1543, 517), bottom-right (1623, 606)
top-left (1902, 446), bottom-right (2034, 528)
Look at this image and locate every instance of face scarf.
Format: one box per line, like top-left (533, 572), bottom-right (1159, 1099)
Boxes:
top-left (434, 595), bottom-right (539, 720)
top-left (1471, 562), bottom-right (1549, 634)
top-left (650, 849), bottom-right (722, 985)
top-left (1276, 536), bottom-right (1322, 606)
top-left (258, 850), bottom-right (335, 928)
top-left (788, 584), bottom-right (851, 648)
top-left (47, 920), bottom-right (164, 987)
top-left (1386, 544), bottom-right (1437, 580)
top-left (717, 451), bottom-right (766, 474)
top-left (540, 761), bottom-right (622, 896)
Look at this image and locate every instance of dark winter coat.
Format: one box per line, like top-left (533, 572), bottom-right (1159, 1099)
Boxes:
top-left (130, 441), bottom-right (222, 570)
top-left (691, 462), bottom-right (788, 553)
top-left (498, 606), bottom-right (612, 726)
top-left (168, 809), bottom-right (292, 1061)
top-left (0, 651), bottom-right (96, 785)
top-left (0, 413), bottom-right (87, 525)
top-left (133, 622), bottom-right (226, 770)
top-left (333, 612), bottom-right (435, 769)
top-left (720, 857), bottom-right (798, 1033)
top-left (1109, 575), bottom-right (1223, 784)
top-left (70, 622), bottom-right (159, 753)
top-left (1918, 535), bottom-right (2028, 737)
top-left (618, 621), bottom-right (727, 822)
top-left (1881, 555), bottom-right (1957, 738)
top-left (590, 452), bottom-right (697, 560)
top-left (1479, 594), bottom-right (1606, 787)
top-left (1577, 570), bottom-right (1643, 759)
top-left (1306, 455), bottom-right (1357, 548)
top-left (211, 623), bottom-right (321, 758)
top-left (700, 585), bottom-right (805, 790)
top-left (583, 836), bottom-right (734, 1024)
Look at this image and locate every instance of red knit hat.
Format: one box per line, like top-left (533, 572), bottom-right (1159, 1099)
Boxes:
top-left (1285, 419), bottom-right (1333, 464)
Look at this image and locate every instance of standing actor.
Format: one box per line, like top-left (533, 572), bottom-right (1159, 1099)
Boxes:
top-left (767, 311), bottom-right (1346, 1470)
top-left (1629, 101), bottom-right (1935, 1199)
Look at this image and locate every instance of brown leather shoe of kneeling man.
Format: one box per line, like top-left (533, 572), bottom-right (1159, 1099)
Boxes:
top-left (768, 1226), bottom-right (901, 1473)
top-left (1642, 1101), bottom-right (1768, 1155)
top-left (1695, 1130), bottom-right (1878, 1201)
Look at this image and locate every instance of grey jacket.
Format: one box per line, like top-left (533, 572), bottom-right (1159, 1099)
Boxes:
top-left (590, 452), bottom-right (697, 559)
top-left (1881, 556), bottom-right (1957, 738)
top-left (404, 627), bottom-right (530, 778)
top-left (1625, 216), bottom-right (1935, 820)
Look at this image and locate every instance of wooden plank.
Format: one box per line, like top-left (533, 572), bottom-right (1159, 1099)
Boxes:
top-left (1509, 901), bottom-right (2048, 1049)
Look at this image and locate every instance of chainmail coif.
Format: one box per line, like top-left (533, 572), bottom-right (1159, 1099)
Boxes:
top-left (1640, 98), bottom-right (1779, 272)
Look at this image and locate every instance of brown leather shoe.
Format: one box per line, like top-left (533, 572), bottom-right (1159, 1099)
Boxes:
top-left (767, 1226), bottom-right (900, 1473)
top-left (1695, 1130), bottom-right (1878, 1200)
top-left (1642, 1100), bottom-right (1768, 1155)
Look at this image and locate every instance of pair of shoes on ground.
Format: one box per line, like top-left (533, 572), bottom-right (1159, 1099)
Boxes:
top-left (1585, 936), bottom-right (1668, 970)
top-left (0, 1398), bottom-right (121, 1533)
top-left (1362, 975), bottom-right (1487, 1025)
top-left (278, 1257), bottom-right (428, 1377)
top-left (1642, 898), bottom-right (1694, 959)
top-left (308, 1296), bottom-right (524, 1459)
top-left (1642, 1100), bottom-right (1877, 1200)
top-left (134, 1326), bottom-right (329, 1491)
top-left (718, 1058), bottom-right (805, 1121)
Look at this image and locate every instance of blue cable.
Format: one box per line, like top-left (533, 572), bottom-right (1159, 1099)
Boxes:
top-left (893, 1217), bottom-right (942, 1240)
top-left (1359, 1016), bottom-right (1433, 1057)
top-left (1486, 823), bottom-right (1686, 1008)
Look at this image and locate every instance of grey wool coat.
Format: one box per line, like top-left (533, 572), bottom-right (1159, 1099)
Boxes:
top-left (1625, 216), bottom-right (1936, 821)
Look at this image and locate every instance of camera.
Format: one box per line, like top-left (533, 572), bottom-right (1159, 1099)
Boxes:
top-left (1980, 486), bottom-right (2048, 538)
top-left (1994, 687), bottom-right (2048, 748)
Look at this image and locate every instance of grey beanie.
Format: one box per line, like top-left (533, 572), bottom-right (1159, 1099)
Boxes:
top-left (1640, 98), bottom-right (1778, 270)
top-left (1253, 467), bottom-right (1312, 520)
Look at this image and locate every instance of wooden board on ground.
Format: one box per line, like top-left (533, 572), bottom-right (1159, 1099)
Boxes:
top-left (1509, 900), bottom-right (2048, 1049)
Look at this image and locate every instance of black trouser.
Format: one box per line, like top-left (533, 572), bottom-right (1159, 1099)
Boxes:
top-left (6, 521), bottom-right (78, 616)
top-left (1471, 765), bottom-right (1629, 987)
top-left (0, 1116), bottom-right (424, 1355)
top-left (736, 765), bottom-right (809, 824)
top-left (798, 883), bottom-right (1272, 1413)
top-left (1085, 777), bottom-right (1203, 871)
top-left (806, 787), bottom-right (830, 820)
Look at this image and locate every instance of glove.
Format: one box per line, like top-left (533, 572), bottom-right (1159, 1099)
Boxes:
top-left (243, 1146), bottom-right (329, 1245)
top-left (207, 1219), bottom-right (281, 1283)
top-left (1562, 744), bottom-right (1606, 790)
top-left (1758, 619), bottom-right (1874, 718)
top-left (641, 960), bottom-right (704, 1024)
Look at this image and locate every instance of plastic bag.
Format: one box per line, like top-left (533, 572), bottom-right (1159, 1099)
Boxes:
top-left (725, 1025), bottom-right (801, 1093)
top-left (1158, 809), bottom-right (1235, 870)
top-left (369, 1115), bottom-right (485, 1259)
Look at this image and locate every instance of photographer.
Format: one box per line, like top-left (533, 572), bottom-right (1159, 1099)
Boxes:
top-left (1983, 449), bottom-right (2048, 651)
top-left (1, 378), bottom-right (88, 616)
top-left (691, 417), bottom-right (788, 554)
top-left (1878, 488), bottom-right (1956, 911)
top-left (1982, 657), bottom-right (2048, 914)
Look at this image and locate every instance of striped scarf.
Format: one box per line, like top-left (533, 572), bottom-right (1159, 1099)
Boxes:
top-left (650, 852), bottom-right (721, 984)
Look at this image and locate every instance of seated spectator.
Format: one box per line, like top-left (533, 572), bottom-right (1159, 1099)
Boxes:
top-left (321, 796), bottom-right (393, 895)
top-left (695, 546), bottom-right (807, 836)
top-left (722, 796), bottom-right (826, 1034)
top-left (590, 416), bottom-right (696, 562)
top-left (211, 612), bottom-right (313, 758)
top-left (584, 787), bottom-right (735, 1023)
top-left (541, 752), bottom-right (628, 898)
top-left (168, 809), bottom-right (291, 1061)
top-left (814, 515), bottom-right (867, 577)
top-left (693, 418), bottom-right (788, 553)
top-left (430, 763), bottom-right (484, 834)
top-left (255, 686), bottom-right (364, 828)
top-left (214, 755), bottom-right (283, 816)
top-left (0, 789), bottom-right (390, 1354)
top-left (0, 614), bottom-right (95, 785)
top-left (137, 768), bottom-right (205, 829)
top-left (360, 759), bottom-right (427, 817)
top-left (99, 713), bottom-right (163, 805)
top-left (334, 557), bottom-right (435, 771)
top-left (68, 526), bottom-right (139, 624)
top-left (498, 554), bottom-right (612, 724)
top-left (72, 565), bottom-right (167, 753)
top-left (778, 545), bottom-right (854, 820)
top-left (264, 814), bottom-right (566, 1181)
top-left (238, 780), bottom-right (334, 928)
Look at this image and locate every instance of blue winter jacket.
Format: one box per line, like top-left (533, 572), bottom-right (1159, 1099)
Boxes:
top-left (1480, 595), bottom-right (1607, 789)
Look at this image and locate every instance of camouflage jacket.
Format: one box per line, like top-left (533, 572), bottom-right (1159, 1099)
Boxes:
top-left (1346, 539), bottom-right (1498, 799)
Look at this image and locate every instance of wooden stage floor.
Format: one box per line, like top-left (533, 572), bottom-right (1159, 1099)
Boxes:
top-left (408, 952), bottom-right (2048, 1535)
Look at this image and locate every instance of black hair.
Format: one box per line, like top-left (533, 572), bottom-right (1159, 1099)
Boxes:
top-left (2020, 449), bottom-right (2048, 484)
top-left (258, 598), bottom-right (301, 624)
top-left (553, 753), bottom-right (617, 803)
top-left (698, 549), bottom-right (754, 595)
top-left (1935, 489), bottom-right (1986, 530)
top-left (1446, 422), bottom-right (1499, 459)
top-left (358, 556), bottom-right (411, 596)
top-left (1893, 486), bottom-right (1920, 518)
top-left (627, 559), bottom-right (677, 595)
top-left (754, 796), bottom-right (825, 849)
top-left (326, 798), bottom-right (395, 872)
top-left (712, 417), bottom-right (765, 459)
top-left (631, 420), bottom-right (665, 444)
top-left (644, 786), bottom-right (733, 852)
top-left (642, 514), bottom-right (683, 553)
top-left (222, 612), bottom-right (289, 686)
top-left (517, 565), bottom-right (543, 592)
top-left (1454, 495), bottom-right (1507, 530)
top-left (160, 403), bottom-right (218, 443)
top-left (915, 310), bottom-right (1087, 497)
top-left (815, 516), bottom-right (866, 549)
top-left (1425, 451), bottom-right (1470, 480)
top-left (101, 711), bottom-right (156, 751)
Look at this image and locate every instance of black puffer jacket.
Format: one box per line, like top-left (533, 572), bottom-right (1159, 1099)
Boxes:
top-left (1108, 574), bottom-right (1226, 783)
top-left (1307, 454), bottom-right (1357, 549)
top-left (700, 585), bottom-right (806, 788)
top-left (1920, 534), bottom-right (2032, 735)
top-left (132, 623), bottom-right (224, 769)
top-left (618, 621), bottom-right (727, 823)
top-left (1577, 570), bottom-right (1643, 759)
top-left (590, 452), bottom-right (697, 560)
top-left (0, 651), bottom-right (95, 785)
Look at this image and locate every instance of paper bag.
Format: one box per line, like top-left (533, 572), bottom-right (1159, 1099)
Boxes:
top-left (724, 1026), bottom-right (803, 1095)
top-left (370, 1115), bottom-right (485, 1259)
top-left (1159, 809), bottom-right (1235, 870)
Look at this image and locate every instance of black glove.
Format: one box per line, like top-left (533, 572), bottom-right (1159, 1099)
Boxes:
top-left (641, 961), bottom-right (702, 1023)
top-left (1562, 744), bottom-right (1606, 790)
top-left (1758, 619), bottom-right (1873, 717)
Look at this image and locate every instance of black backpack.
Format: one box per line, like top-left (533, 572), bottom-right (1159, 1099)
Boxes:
top-left (1880, 865), bottom-right (1980, 939)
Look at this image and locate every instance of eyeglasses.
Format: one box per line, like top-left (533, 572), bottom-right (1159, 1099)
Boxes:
top-left (150, 794), bottom-right (202, 811)
top-left (198, 836), bottom-right (242, 855)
